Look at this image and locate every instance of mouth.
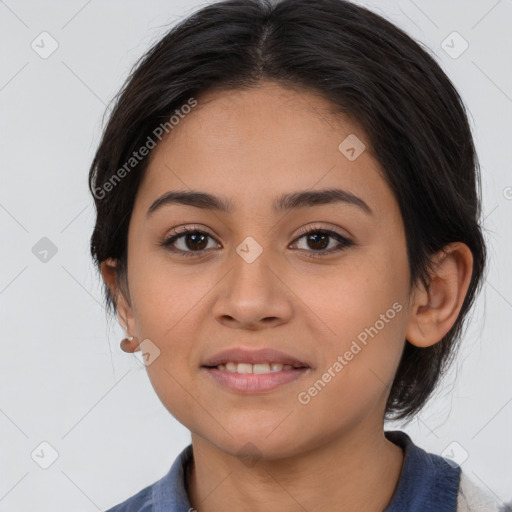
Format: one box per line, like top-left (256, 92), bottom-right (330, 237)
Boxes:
top-left (201, 346), bottom-right (311, 369)
top-left (202, 361), bottom-right (308, 373)
top-left (200, 347), bottom-right (311, 393)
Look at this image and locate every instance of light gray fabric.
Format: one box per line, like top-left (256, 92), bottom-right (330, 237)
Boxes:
top-left (457, 471), bottom-right (506, 512)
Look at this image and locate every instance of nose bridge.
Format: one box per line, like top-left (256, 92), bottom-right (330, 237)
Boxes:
top-left (211, 233), bottom-right (293, 327)
top-left (230, 233), bottom-right (278, 301)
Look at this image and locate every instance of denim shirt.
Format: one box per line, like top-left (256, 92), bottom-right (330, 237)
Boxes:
top-left (103, 430), bottom-right (480, 512)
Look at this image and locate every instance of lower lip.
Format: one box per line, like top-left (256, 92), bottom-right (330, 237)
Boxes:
top-left (201, 367), bottom-right (310, 393)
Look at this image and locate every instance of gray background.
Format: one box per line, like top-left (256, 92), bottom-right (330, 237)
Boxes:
top-left (1, 0), bottom-right (511, 510)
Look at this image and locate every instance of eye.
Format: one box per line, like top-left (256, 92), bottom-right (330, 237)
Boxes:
top-left (290, 225), bottom-right (353, 257)
top-left (160, 224), bottom-right (354, 258)
top-left (160, 226), bottom-right (220, 257)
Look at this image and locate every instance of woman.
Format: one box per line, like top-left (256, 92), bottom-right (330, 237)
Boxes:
top-left (89, 1), bottom-right (507, 510)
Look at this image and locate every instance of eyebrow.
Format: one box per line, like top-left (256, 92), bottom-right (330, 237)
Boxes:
top-left (146, 188), bottom-right (373, 217)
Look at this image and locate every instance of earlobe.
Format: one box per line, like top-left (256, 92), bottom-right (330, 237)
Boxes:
top-left (405, 242), bottom-right (473, 348)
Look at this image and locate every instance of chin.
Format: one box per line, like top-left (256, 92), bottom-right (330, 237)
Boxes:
top-left (201, 425), bottom-right (307, 462)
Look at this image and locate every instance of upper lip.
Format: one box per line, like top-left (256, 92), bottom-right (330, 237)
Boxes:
top-left (201, 347), bottom-right (310, 368)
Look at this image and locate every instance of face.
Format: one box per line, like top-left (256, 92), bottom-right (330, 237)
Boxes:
top-left (115, 82), bottom-right (414, 459)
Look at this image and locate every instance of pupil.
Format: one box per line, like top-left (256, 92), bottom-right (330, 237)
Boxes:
top-left (308, 233), bottom-right (328, 250)
top-left (186, 233), bottom-right (207, 251)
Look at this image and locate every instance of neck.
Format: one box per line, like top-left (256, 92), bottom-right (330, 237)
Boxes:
top-left (186, 426), bottom-right (404, 512)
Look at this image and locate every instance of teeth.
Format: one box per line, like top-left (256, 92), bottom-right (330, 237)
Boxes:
top-left (215, 362), bottom-right (297, 373)
top-left (253, 363), bottom-right (271, 374)
top-left (225, 362), bottom-right (237, 372)
top-left (237, 363), bottom-right (253, 374)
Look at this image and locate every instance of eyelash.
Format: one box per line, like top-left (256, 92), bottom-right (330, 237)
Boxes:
top-left (160, 225), bottom-right (354, 259)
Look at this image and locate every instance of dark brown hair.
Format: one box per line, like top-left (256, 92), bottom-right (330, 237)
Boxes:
top-left (89, 0), bottom-right (487, 422)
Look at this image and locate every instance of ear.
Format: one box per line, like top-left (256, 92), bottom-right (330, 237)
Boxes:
top-left (100, 258), bottom-right (140, 353)
top-left (405, 242), bottom-right (473, 348)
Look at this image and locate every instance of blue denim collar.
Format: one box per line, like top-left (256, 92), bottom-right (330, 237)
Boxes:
top-left (383, 430), bottom-right (460, 511)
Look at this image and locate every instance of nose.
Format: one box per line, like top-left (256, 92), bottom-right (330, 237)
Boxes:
top-left (211, 245), bottom-right (294, 330)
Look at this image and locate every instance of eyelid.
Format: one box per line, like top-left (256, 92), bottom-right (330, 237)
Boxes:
top-left (293, 222), bottom-right (350, 239)
top-left (166, 224), bottom-right (214, 238)
top-left (164, 223), bottom-right (348, 243)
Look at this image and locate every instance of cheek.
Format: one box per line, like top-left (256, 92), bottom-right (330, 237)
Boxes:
top-left (290, 253), bottom-right (401, 340)
top-left (292, 255), bottom-right (407, 409)
top-left (129, 255), bottom-right (208, 334)
top-left (127, 255), bottom-right (217, 369)
top-left (295, 316), bottom-right (406, 436)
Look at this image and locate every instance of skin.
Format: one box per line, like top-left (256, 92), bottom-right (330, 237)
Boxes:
top-left (101, 81), bottom-right (473, 512)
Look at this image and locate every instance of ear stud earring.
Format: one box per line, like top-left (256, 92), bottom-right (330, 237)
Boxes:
top-left (120, 336), bottom-right (135, 351)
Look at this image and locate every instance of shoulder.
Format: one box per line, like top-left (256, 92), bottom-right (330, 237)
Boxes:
top-left (456, 471), bottom-right (506, 512)
top-left (384, 430), bottom-right (461, 511)
top-left (103, 443), bottom-right (194, 512)
top-left (384, 430), bottom-right (508, 512)
top-left (104, 483), bottom-right (154, 512)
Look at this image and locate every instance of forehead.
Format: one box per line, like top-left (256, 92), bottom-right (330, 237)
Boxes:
top-left (134, 81), bottom-right (395, 220)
